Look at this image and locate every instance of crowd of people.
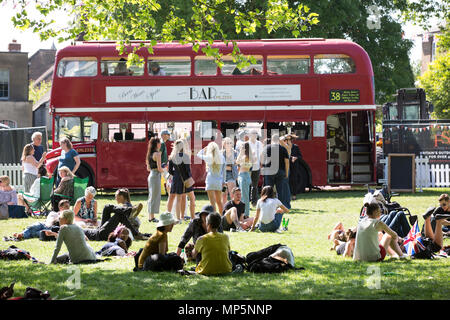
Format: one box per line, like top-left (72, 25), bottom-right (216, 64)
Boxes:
top-left (1, 129), bottom-right (450, 277)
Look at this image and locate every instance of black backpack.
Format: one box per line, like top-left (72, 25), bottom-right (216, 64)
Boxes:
top-left (248, 256), bottom-right (294, 273)
top-left (246, 243), bottom-right (283, 265)
top-left (228, 250), bottom-right (247, 271)
top-left (142, 252), bottom-right (184, 272)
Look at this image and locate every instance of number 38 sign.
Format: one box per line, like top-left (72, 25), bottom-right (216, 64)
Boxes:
top-left (329, 89), bottom-right (360, 103)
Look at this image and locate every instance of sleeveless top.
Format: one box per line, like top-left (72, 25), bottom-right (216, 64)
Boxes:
top-left (353, 218), bottom-right (381, 262)
top-left (23, 158), bottom-right (38, 175)
top-left (149, 152), bottom-right (158, 170)
top-left (77, 197), bottom-right (96, 220)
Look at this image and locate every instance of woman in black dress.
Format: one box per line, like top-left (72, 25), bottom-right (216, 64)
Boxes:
top-left (167, 139), bottom-right (196, 221)
top-left (285, 134), bottom-right (303, 200)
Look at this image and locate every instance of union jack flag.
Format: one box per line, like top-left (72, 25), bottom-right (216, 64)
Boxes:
top-left (403, 221), bottom-right (426, 256)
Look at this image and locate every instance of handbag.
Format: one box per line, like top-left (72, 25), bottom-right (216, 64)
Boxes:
top-left (174, 162), bottom-right (195, 188)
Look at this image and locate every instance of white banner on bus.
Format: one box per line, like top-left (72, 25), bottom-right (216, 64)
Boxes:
top-left (105, 85), bottom-right (301, 103)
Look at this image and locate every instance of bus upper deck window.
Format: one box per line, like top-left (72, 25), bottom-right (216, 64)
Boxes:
top-left (195, 56), bottom-right (217, 76)
top-left (221, 55), bottom-right (263, 76)
top-left (148, 57), bottom-right (191, 76)
top-left (57, 57), bottom-right (97, 77)
top-left (101, 58), bottom-right (144, 76)
top-left (267, 55), bottom-right (310, 75)
top-left (314, 54), bottom-right (356, 74)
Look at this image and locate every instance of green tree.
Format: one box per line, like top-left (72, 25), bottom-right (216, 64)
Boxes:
top-left (418, 19), bottom-right (450, 119)
top-left (6, 0), bottom-right (319, 68)
top-left (29, 80), bottom-right (52, 106)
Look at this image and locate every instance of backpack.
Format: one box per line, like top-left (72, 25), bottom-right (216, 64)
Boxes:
top-left (142, 252), bottom-right (184, 272)
top-left (228, 250), bottom-right (247, 271)
top-left (246, 244), bottom-right (303, 273)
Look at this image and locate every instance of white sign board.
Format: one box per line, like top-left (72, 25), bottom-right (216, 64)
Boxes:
top-left (106, 85), bottom-right (300, 103)
top-left (313, 120), bottom-right (325, 137)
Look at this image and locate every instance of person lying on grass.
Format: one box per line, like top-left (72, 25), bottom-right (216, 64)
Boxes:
top-left (96, 225), bottom-right (134, 257)
top-left (137, 212), bottom-right (177, 269)
top-left (50, 209), bottom-right (97, 264)
top-left (82, 189), bottom-right (148, 242)
top-left (328, 222), bottom-right (356, 257)
top-left (422, 193), bottom-right (450, 253)
top-left (12, 199), bottom-right (70, 241)
top-left (191, 212), bottom-right (233, 276)
top-left (353, 203), bottom-right (408, 262)
top-left (249, 186), bottom-right (289, 233)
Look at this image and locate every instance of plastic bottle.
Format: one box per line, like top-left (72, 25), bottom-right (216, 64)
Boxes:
top-left (181, 249), bottom-right (187, 264)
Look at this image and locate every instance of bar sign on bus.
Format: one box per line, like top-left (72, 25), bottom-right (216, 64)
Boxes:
top-left (329, 89), bottom-right (360, 103)
top-left (106, 85), bottom-right (301, 103)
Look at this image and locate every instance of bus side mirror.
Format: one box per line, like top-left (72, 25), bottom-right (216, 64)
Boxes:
top-left (90, 122), bottom-right (98, 141)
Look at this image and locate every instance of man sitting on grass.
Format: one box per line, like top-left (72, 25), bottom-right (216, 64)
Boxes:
top-left (10, 200), bottom-right (70, 241)
top-left (192, 212), bottom-right (232, 276)
top-left (221, 187), bottom-right (254, 232)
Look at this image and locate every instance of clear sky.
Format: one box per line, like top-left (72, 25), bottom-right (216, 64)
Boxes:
top-left (0, 1), bottom-right (441, 64)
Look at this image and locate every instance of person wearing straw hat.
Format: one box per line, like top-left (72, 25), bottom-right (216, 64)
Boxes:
top-left (137, 212), bottom-right (178, 269)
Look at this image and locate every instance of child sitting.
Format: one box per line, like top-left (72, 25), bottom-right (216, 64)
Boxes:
top-left (353, 203), bottom-right (407, 262)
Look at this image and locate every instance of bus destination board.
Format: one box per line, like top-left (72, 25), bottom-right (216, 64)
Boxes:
top-left (329, 89), bottom-right (360, 103)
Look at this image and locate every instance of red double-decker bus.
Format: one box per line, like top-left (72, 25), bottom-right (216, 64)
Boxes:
top-left (45, 39), bottom-right (376, 190)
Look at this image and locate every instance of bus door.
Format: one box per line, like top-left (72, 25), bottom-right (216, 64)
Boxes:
top-left (97, 122), bottom-right (148, 189)
top-left (326, 111), bottom-right (374, 184)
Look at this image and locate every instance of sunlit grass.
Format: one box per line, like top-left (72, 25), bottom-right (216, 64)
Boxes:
top-left (0, 188), bottom-right (448, 300)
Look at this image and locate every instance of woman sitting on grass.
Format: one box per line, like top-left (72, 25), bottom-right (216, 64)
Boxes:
top-left (0, 175), bottom-right (18, 220)
top-left (73, 186), bottom-right (98, 228)
top-left (353, 202), bottom-right (407, 262)
top-left (96, 225), bottom-right (133, 257)
top-left (137, 212), bottom-right (177, 269)
top-left (50, 209), bottom-right (97, 264)
top-left (249, 186), bottom-right (289, 233)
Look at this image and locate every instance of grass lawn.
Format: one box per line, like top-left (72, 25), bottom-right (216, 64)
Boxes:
top-left (1, 188), bottom-right (449, 300)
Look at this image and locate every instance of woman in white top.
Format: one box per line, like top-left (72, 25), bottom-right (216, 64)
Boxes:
top-left (21, 143), bottom-right (47, 193)
top-left (17, 166), bottom-right (48, 214)
top-left (236, 142), bottom-right (254, 218)
top-left (353, 202), bottom-right (407, 262)
top-left (250, 186), bottom-right (289, 233)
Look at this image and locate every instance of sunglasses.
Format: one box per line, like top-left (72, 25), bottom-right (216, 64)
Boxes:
top-left (440, 202), bottom-right (448, 208)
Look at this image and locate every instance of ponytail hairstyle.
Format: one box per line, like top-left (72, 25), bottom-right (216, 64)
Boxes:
top-left (260, 185), bottom-right (275, 203)
top-left (21, 144), bottom-right (34, 162)
top-left (364, 202), bottom-right (380, 217)
top-left (115, 188), bottom-right (131, 203)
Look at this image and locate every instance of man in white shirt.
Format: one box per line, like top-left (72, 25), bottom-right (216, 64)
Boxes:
top-left (248, 129), bottom-right (263, 207)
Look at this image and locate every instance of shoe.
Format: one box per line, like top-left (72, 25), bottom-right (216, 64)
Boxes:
top-left (275, 228), bottom-right (283, 234)
top-left (232, 264), bottom-right (244, 274)
top-left (130, 203), bottom-right (143, 219)
top-left (184, 216), bottom-right (191, 221)
top-left (408, 215), bottom-right (418, 226)
top-left (435, 214), bottom-right (450, 221)
top-left (148, 218), bottom-right (159, 223)
top-left (134, 233), bottom-right (149, 241)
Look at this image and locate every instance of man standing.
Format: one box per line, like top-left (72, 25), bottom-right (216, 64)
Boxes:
top-left (160, 129), bottom-right (170, 167)
top-left (260, 133), bottom-right (290, 208)
top-left (248, 129), bottom-right (263, 207)
top-left (31, 132), bottom-right (44, 162)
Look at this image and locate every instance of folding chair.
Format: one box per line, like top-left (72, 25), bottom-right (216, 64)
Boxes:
top-left (54, 176), bottom-right (89, 206)
top-left (20, 176), bottom-right (54, 218)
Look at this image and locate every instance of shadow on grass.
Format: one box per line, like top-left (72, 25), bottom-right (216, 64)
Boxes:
top-left (1, 254), bottom-right (448, 300)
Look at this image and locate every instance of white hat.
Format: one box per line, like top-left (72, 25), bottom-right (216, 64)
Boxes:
top-left (157, 212), bottom-right (178, 227)
top-left (270, 246), bottom-right (295, 267)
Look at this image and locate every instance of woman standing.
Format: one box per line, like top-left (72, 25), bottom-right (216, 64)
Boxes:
top-left (236, 142), bottom-right (253, 218)
top-left (73, 186), bottom-right (98, 227)
top-left (284, 134), bottom-right (303, 200)
top-left (197, 142), bottom-right (226, 215)
top-left (167, 139), bottom-right (196, 221)
top-left (21, 143), bottom-right (47, 193)
top-left (146, 137), bottom-right (164, 223)
top-left (0, 176), bottom-right (18, 220)
top-left (221, 137), bottom-right (238, 205)
top-left (57, 137), bottom-right (80, 186)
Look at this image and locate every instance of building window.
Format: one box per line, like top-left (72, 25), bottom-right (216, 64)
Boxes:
top-left (431, 36), bottom-right (437, 62)
top-left (0, 69), bottom-right (9, 99)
